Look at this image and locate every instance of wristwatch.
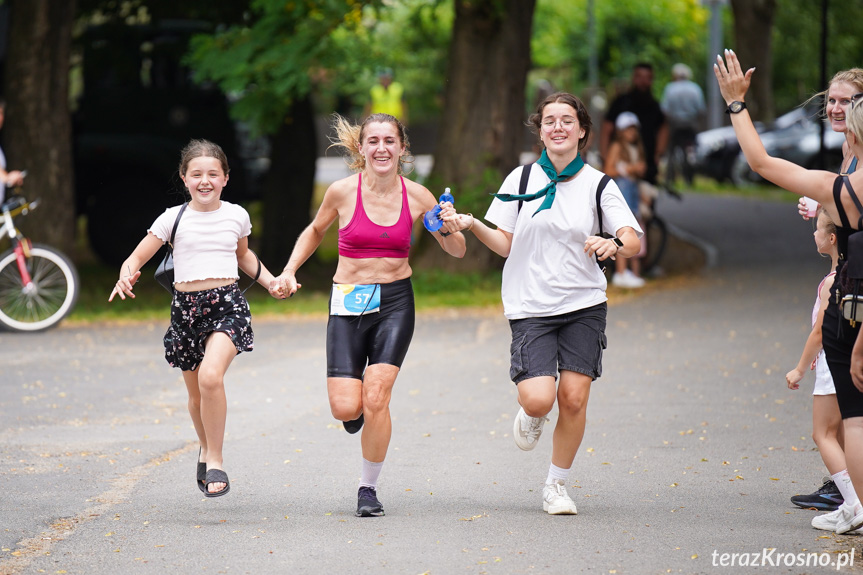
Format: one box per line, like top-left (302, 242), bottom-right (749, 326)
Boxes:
top-left (725, 101), bottom-right (747, 115)
top-left (611, 237), bottom-right (624, 249)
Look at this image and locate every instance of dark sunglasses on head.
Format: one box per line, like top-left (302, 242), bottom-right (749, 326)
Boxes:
top-left (852, 93), bottom-right (863, 107)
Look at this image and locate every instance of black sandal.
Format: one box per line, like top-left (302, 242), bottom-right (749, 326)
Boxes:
top-left (204, 468), bottom-right (230, 498)
top-left (196, 448), bottom-right (207, 494)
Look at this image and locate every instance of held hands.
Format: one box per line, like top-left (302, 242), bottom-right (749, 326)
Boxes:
top-left (109, 270), bottom-right (142, 302)
top-left (268, 271), bottom-right (301, 300)
top-left (713, 49), bottom-right (755, 105)
top-left (438, 202), bottom-right (474, 234)
top-left (584, 236), bottom-right (618, 261)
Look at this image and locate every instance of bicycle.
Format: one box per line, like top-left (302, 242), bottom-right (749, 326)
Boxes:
top-left (0, 193), bottom-right (79, 331)
top-left (640, 183), bottom-right (682, 276)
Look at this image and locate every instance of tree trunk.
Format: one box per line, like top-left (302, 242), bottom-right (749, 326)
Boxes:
top-left (422, 0), bottom-right (536, 270)
top-left (730, 0), bottom-right (776, 121)
top-left (5, 0), bottom-right (76, 250)
top-left (259, 94), bottom-right (317, 271)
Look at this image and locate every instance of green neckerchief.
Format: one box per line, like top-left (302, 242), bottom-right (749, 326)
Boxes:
top-left (493, 149), bottom-right (585, 216)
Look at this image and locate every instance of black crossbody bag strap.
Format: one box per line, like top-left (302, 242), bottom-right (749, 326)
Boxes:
top-left (241, 252), bottom-right (262, 295)
top-left (167, 202), bottom-right (188, 250)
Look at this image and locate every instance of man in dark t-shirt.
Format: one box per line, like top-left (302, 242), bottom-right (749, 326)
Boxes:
top-left (600, 63), bottom-right (668, 185)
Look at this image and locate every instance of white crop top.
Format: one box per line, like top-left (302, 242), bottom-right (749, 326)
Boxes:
top-left (148, 201), bottom-right (252, 285)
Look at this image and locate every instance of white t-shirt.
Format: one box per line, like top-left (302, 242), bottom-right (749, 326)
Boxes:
top-left (485, 163), bottom-right (643, 320)
top-left (149, 201), bottom-right (252, 285)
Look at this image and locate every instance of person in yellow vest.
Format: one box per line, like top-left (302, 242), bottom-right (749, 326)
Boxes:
top-left (365, 69), bottom-right (407, 124)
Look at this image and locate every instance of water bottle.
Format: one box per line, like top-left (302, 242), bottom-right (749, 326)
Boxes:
top-left (423, 187), bottom-right (455, 232)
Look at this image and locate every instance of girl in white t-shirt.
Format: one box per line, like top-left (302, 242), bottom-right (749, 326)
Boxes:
top-left (109, 139), bottom-right (277, 498)
top-left (441, 92), bottom-right (642, 515)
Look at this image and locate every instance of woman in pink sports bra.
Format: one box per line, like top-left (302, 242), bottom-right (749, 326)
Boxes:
top-left (270, 113), bottom-right (465, 517)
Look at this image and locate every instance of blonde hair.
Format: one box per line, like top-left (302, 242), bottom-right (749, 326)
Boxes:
top-left (817, 206), bottom-right (837, 235)
top-left (328, 113), bottom-right (413, 175)
top-left (847, 99), bottom-right (863, 143)
top-left (806, 68), bottom-right (863, 117)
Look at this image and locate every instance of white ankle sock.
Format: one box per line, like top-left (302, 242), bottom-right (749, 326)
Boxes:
top-left (360, 458), bottom-right (384, 489)
top-left (832, 469), bottom-right (859, 506)
top-left (546, 463), bottom-right (570, 485)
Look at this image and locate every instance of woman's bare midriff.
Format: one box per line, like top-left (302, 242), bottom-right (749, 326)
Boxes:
top-left (333, 256), bottom-right (412, 285)
top-left (174, 278), bottom-right (237, 292)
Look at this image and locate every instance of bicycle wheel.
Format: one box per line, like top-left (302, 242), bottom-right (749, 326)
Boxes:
top-left (641, 216), bottom-right (668, 275)
top-left (0, 244), bottom-right (79, 332)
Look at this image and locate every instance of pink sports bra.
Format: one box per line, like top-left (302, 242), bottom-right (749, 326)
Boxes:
top-left (338, 173), bottom-right (413, 259)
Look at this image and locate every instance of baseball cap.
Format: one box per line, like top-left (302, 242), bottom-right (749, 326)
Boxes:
top-left (615, 111), bottom-right (640, 131)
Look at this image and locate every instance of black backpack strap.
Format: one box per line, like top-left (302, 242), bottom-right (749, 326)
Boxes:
top-left (594, 174), bottom-right (612, 270)
top-left (595, 174), bottom-right (612, 237)
top-left (842, 175), bottom-right (863, 229)
top-left (516, 163), bottom-right (532, 214)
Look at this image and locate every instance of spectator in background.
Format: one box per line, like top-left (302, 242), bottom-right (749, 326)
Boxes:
top-left (604, 111), bottom-right (647, 288)
top-left (365, 69), bottom-right (408, 125)
top-left (661, 63), bottom-right (706, 186)
top-left (0, 99), bottom-right (26, 204)
top-left (600, 63), bottom-right (667, 185)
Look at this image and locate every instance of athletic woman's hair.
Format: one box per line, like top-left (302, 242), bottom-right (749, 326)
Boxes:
top-left (329, 113), bottom-right (413, 175)
top-left (179, 139), bottom-right (229, 176)
top-left (805, 68), bottom-right (863, 119)
top-left (527, 92), bottom-right (592, 154)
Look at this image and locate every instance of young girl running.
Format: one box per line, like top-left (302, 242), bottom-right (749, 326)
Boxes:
top-left (109, 139), bottom-right (277, 498)
top-left (786, 209), bottom-right (859, 530)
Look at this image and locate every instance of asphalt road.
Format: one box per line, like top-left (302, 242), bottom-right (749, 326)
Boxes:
top-left (2, 192), bottom-right (861, 574)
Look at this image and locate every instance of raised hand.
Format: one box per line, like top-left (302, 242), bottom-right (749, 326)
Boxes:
top-left (713, 49), bottom-right (755, 105)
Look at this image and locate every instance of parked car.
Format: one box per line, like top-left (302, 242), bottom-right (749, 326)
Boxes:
top-left (693, 122), bottom-right (764, 184)
top-left (694, 106), bottom-right (844, 185)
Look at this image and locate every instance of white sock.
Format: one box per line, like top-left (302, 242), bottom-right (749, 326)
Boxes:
top-left (832, 469), bottom-right (860, 507)
top-left (546, 463), bottom-right (570, 485)
top-left (359, 458), bottom-right (384, 489)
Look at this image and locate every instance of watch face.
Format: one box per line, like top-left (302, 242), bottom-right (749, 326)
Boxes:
top-left (729, 101), bottom-right (745, 113)
top-left (612, 237), bottom-right (624, 247)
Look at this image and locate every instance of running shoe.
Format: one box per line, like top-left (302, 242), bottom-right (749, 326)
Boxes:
top-left (542, 479), bottom-right (578, 515)
top-left (356, 486), bottom-right (384, 517)
top-left (812, 503), bottom-right (848, 531)
top-left (835, 502), bottom-right (863, 534)
top-left (790, 478), bottom-right (843, 511)
top-left (513, 407), bottom-right (548, 451)
top-left (343, 413), bottom-right (364, 434)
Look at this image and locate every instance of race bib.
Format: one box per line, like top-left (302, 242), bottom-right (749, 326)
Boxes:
top-left (330, 283), bottom-right (381, 316)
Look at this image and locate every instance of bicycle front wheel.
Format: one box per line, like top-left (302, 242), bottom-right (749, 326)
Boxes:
top-left (0, 244), bottom-right (79, 332)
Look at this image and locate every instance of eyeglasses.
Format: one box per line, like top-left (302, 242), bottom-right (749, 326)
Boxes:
top-left (541, 117), bottom-right (577, 131)
top-left (851, 93), bottom-right (863, 108)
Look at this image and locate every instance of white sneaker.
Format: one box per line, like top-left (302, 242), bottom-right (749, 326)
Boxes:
top-left (612, 270), bottom-right (645, 289)
top-left (513, 407), bottom-right (547, 451)
top-left (835, 502), bottom-right (863, 534)
top-left (543, 479), bottom-right (578, 515)
top-left (812, 504), bottom-right (847, 531)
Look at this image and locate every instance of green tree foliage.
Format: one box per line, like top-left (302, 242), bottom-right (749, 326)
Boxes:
top-left (531, 0), bottom-right (709, 97)
top-left (772, 0), bottom-right (863, 114)
top-left (323, 0), bottom-right (453, 123)
top-left (185, 0), bottom-right (380, 135)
